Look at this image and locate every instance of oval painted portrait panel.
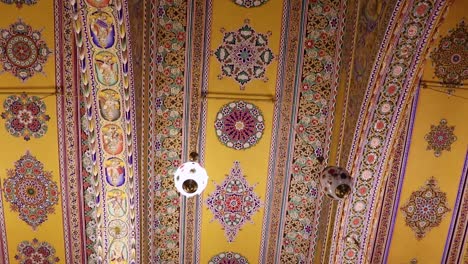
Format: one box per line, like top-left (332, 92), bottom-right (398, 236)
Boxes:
top-left (105, 158), bottom-right (125, 187)
top-left (106, 189), bottom-right (127, 217)
top-left (109, 240), bottom-right (128, 264)
top-left (94, 51), bottom-right (119, 87)
top-left (98, 89), bottom-right (121, 121)
top-left (101, 124), bottom-right (124, 155)
top-left (89, 11), bottom-right (115, 49)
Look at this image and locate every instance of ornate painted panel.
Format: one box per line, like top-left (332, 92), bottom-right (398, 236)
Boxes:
top-left (382, 0), bottom-right (468, 261)
top-left (0, 0), bottom-right (464, 262)
top-left (140, 0), bottom-right (346, 262)
top-left (0, 0), bottom-right (84, 263)
top-left (330, 0), bottom-right (452, 262)
top-left (70, 0), bottom-right (140, 262)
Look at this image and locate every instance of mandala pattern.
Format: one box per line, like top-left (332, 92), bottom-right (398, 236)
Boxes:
top-left (108, 219), bottom-right (128, 239)
top-left (424, 119), bottom-right (457, 157)
top-left (400, 177), bottom-right (450, 239)
top-left (206, 161), bottom-right (262, 242)
top-left (209, 252), bottom-right (249, 264)
top-left (215, 101), bottom-right (265, 150)
top-left (430, 21), bottom-right (467, 86)
top-left (214, 19), bottom-right (274, 89)
top-left (0, 19), bottom-right (51, 81)
top-left (231, 0), bottom-right (268, 8)
top-left (2, 152), bottom-right (59, 229)
top-left (0, 0), bottom-right (37, 8)
top-left (14, 238), bottom-right (59, 263)
top-left (1, 93), bottom-right (50, 141)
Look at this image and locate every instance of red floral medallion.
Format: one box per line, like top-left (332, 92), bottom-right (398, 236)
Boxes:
top-left (424, 118), bottom-right (457, 157)
top-left (400, 177), bottom-right (450, 239)
top-left (0, 0), bottom-right (37, 8)
top-left (206, 161), bottom-right (262, 242)
top-left (15, 238), bottom-right (59, 263)
top-left (208, 252), bottom-right (249, 264)
top-left (1, 93), bottom-right (50, 141)
top-left (214, 101), bottom-right (265, 150)
top-left (0, 20), bottom-right (51, 81)
top-left (430, 21), bottom-right (467, 86)
top-left (2, 152), bottom-right (59, 229)
top-left (214, 20), bottom-right (274, 89)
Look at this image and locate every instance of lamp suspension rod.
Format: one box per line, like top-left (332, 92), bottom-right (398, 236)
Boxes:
top-left (201, 91), bottom-right (275, 102)
top-left (0, 91), bottom-right (58, 95)
top-left (420, 80), bottom-right (468, 89)
top-left (424, 88), bottom-right (468, 100)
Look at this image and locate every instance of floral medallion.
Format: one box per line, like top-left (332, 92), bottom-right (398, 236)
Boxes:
top-left (0, 0), bottom-right (37, 8)
top-left (15, 238), bottom-right (59, 263)
top-left (206, 161), bottom-right (262, 242)
top-left (424, 119), bottom-right (457, 157)
top-left (430, 21), bottom-right (467, 86)
top-left (1, 93), bottom-right (50, 141)
top-left (0, 19), bottom-right (51, 81)
top-left (108, 219), bottom-right (128, 239)
top-left (208, 252), bottom-right (249, 264)
top-left (400, 177), bottom-right (450, 239)
top-left (214, 19), bottom-right (274, 89)
top-left (231, 0), bottom-right (268, 8)
top-left (2, 152), bottom-right (59, 229)
top-left (214, 101), bottom-right (265, 150)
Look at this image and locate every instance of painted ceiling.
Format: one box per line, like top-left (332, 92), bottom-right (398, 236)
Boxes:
top-left (0, 0), bottom-right (466, 264)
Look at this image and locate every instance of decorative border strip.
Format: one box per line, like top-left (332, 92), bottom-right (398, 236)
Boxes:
top-left (141, 0), bottom-right (157, 261)
top-left (443, 151), bottom-right (468, 263)
top-left (274, 0), bottom-right (346, 262)
top-left (181, 0), bottom-right (205, 261)
top-left (70, 0), bottom-right (140, 262)
top-left (370, 89), bottom-right (417, 263)
top-left (333, 0), bottom-right (448, 262)
top-left (71, 1), bottom-right (107, 259)
top-left (329, 0), bottom-right (403, 258)
top-left (192, 0), bottom-right (212, 262)
top-left (308, 0), bottom-right (347, 260)
top-left (55, 0), bottom-right (86, 262)
top-left (117, 1), bottom-right (141, 260)
top-left (142, 0), bottom-right (187, 261)
top-left (258, 0), bottom-right (294, 261)
top-left (264, 0), bottom-right (306, 262)
top-left (0, 187), bottom-right (9, 264)
top-left (318, 0), bottom-right (360, 261)
top-left (138, 0), bottom-right (150, 259)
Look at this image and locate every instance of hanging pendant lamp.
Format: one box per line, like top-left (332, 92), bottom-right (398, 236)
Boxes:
top-left (174, 152), bottom-right (209, 197)
top-left (317, 157), bottom-right (353, 200)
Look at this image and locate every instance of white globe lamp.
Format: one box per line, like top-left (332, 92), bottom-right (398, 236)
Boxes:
top-left (174, 152), bottom-right (208, 197)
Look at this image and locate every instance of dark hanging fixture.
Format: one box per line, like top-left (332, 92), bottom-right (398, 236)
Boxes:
top-left (317, 156), bottom-right (353, 200)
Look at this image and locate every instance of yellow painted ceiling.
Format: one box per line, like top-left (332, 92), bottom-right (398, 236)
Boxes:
top-left (0, 0), bottom-right (466, 263)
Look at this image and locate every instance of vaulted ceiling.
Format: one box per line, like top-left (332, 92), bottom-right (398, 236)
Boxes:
top-left (0, 0), bottom-right (466, 263)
